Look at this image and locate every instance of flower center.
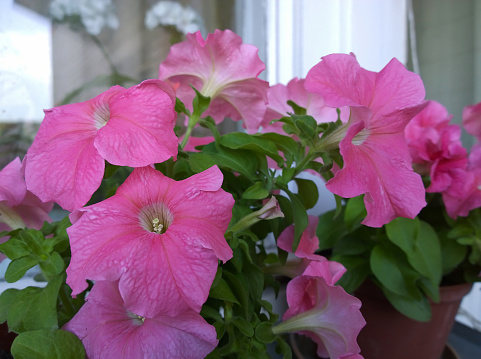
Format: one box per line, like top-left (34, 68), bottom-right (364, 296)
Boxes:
top-left (93, 103), bottom-right (110, 130)
top-left (139, 203), bottom-right (173, 235)
top-left (352, 128), bottom-right (370, 146)
top-left (127, 310), bottom-right (146, 326)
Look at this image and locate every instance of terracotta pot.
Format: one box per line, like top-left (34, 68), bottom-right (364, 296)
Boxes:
top-left (355, 280), bottom-right (472, 359)
top-left (0, 322), bottom-right (16, 352)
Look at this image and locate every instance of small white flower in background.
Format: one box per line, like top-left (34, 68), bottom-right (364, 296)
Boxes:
top-left (49, 0), bottom-right (119, 36)
top-left (145, 1), bottom-right (202, 35)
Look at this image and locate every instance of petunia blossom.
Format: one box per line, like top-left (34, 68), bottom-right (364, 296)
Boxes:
top-left (276, 215), bottom-right (346, 282)
top-left (64, 280), bottom-right (218, 359)
top-left (158, 29), bottom-right (269, 133)
top-left (462, 101), bottom-right (481, 140)
top-left (405, 100), bottom-right (467, 193)
top-left (24, 79), bottom-right (178, 212)
top-left (0, 158), bottom-right (53, 261)
top-left (272, 275), bottom-right (365, 359)
top-left (305, 53), bottom-right (427, 227)
top-left (260, 78), bottom-right (339, 135)
top-left (66, 165), bottom-right (234, 317)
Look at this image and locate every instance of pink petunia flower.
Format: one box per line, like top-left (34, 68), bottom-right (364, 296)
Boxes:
top-left (24, 79), bottom-right (178, 212)
top-left (0, 158), bottom-right (53, 261)
top-left (462, 101), bottom-right (481, 140)
top-left (276, 215), bottom-right (346, 282)
top-left (64, 280), bottom-right (218, 359)
top-left (305, 53), bottom-right (427, 227)
top-left (158, 29), bottom-right (269, 133)
top-left (405, 100), bottom-right (467, 193)
top-left (273, 275), bottom-right (365, 359)
top-left (66, 165), bottom-right (234, 317)
top-left (260, 78), bottom-right (339, 134)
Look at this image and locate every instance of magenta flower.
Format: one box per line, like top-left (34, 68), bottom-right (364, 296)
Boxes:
top-left (64, 280), bottom-right (218, 359)
top-left (463, 101), bottom-right (481, 140)
top-left (276, 215), bottom-right (346, 282)
top-left (0, 158), bottom-right (53, 261)
top-left (272, 275), bottom-right (365, 359)
top-left (158, 29), bottom-right (269, 133)
top-left (24, 79), bottom-right (178, 212)
top-left (66, 165), bottom-right (234, 316)
top-left (405, 100), bottom-right (467, 193)
top-left (305, 53), bottom-right (427, 227)
top-left (261, 78), bottom-right (339, 134)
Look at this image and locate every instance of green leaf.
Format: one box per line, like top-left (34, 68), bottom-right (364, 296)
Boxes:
top-left (175, 97), bottom-right (190, 116)
top-left (287, 100), bottom-right (307, 115)
top-left (0, 288), bottom-right (19, 323)
top-left (191, 86), bottom-right (211, 116)
top-left (283, 188), bottom-right (308, 252)
top-left (294, 178), bottom-right (319, 210)
top-left (439, 234), bottom-right (467, 275)
top-left (0, 236), bottom-right (30, 260)
top-left (11, 329), bottom-right (85, 359)
top-left (333, 255), bottom-right (370, 293)
top-left (5, 256), bottom-right (39, 283)
top-left (39, 251), bottom-right (65, 279)
top-left (292, 115), bottom-right (318, 141)
top-left (317, 209), bottom-right (347, 250)
top-left (344, 196), bottom-right (366, 231)
top-left (386, 218), bottom-right (442, 287)
top-left (381, 286), bottom-right (432, 321)
top-left (232, 317), bottom-right (254, 337)
top-left (193, 143), bottom-right (259, 180)
top-left (6, 274), bottom-right (64, 333)
top-left (259, 133), bottom-right (301, 164)
top-left (209, 278), bottom-right (240, 304)
top-left (242, 182), bottom-right (269, 200)
top-left (370, 243), bottom-right (420, 298)
top-left (255, 322), bottom-right (276, 343)
top-left (220, 132), bottom-right (284, 166)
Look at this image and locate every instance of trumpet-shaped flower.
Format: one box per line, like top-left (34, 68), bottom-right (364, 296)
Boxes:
top-left (158, 29), bottom-right (269, 133)
top-left (64, 280), bottom-right (218, 359)
top-left (261, 78), bottom-right (339, 134)
top-left (305, 53), bottom-right (427, 227)
top-left (24, 79), bottom-right (178, 212)
top-left (66, 165), bottom-right (234, 316)
top-left (277, 215), bottom-right (346, 282)
top-left (273, 275), bottom-right (365, 359)
top-left (0, 158), bottom-right (53, 261)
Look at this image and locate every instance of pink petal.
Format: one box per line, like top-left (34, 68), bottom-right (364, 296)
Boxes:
top-left (463, 101), bottom-right (481, 140)
top-left (283, 276), bottom-right (365, 359)
top-left (277, 215), bottom-right (319, 257)
top-left (64, 280), bottom-right (218, 359)
top-left (0, 158), bottom-right (26, 206)
top-left (95, 79), bottom-right (178, 167)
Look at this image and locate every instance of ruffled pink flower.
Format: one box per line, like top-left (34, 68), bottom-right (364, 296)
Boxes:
top-left (64, 280), bottom-right (218, 359)
top-left (261, 78), bottom-right (339, 134)
top-left (305, 53), bottom-right (427, 227)
top-left (66, 165), bottom-right (234, 317)
top-left (158, 29), bottom-right (269, 133)
top-left (24, 79), bottom-right (178, 212)
top-left (0, 158), bottom-right (53, 261)
top-left (277, 215), bottom-right (346, 282)
top-left (405, 100), bottom-right (467, 193)
top-left (463, 101), bottom-right (481, 140)
top-left (275, 275), bottom-right (365, 359)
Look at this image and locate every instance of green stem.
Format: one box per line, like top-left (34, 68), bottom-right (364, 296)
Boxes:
top-left (59, 283), bottom-right (77, 318)
top-left (180, 113), bottom-right (200, 150)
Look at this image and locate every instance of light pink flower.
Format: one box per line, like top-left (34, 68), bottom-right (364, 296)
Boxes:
top-left (277, 215), bottom-right (346, 282)
top-left (64, 280), bottom-right (218, 359)
top-left (261, 78), bottom-right (339, 134)
top-left (463, 101), bottom-right (481, 140)
top-left (24, 79), bottom-right (178, 212)
top-left (405, 100), bottom-right (467, 193)
top-left (0, 158), bottom-right (53, 261)
top-left (305, 53), bottom-right (427, 227)
top-left (66, 165), bottom-right (234, 317)
top-left (275, 275), bottom-right (365, 359)
top-left (181, 135), bottom-right (214, 152)
top-left (158, 29), bottom-right (269, 133)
